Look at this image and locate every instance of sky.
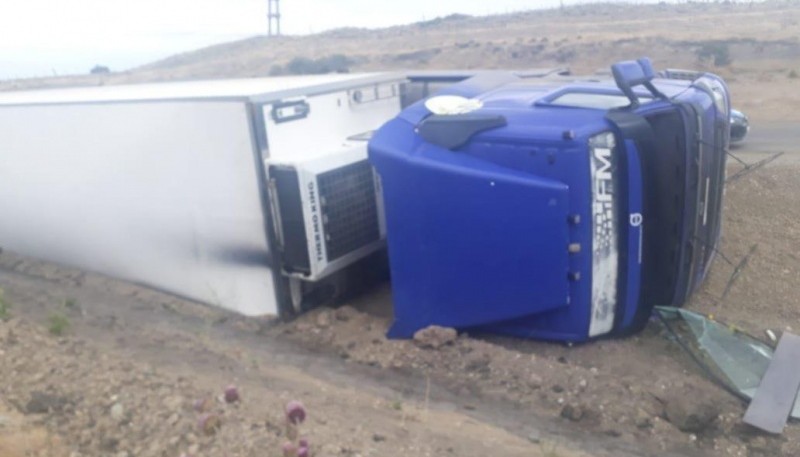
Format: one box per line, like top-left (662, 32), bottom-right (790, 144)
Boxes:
top-left (0, 0), bottom-right (674, 79)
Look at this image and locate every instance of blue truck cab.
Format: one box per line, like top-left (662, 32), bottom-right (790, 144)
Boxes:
top-left (369, 59), bottom-right (730, 342)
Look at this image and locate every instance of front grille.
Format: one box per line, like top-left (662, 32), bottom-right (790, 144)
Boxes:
top-left (317, 160), bottom-right (380, 261)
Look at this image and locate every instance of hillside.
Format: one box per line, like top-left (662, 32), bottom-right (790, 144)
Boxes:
top-left (8, 3), bottom-right (800, 78)
top-left (2, 1), bottom-right (800, 120)
top-left (136, 1), bottom-right (800, 77)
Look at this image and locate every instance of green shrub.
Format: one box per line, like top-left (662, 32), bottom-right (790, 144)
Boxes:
top-left (0, 289), bottom-right (10, 321)
top-left (285, 54), bottom-right (352, 75)
top-left (269, 64), bottom-right (285, 76)
top-left (47, 313), bottom-right (70, 336)
top-left (90, 65), bottom-right (110, 75)
top-left (696, 42), bottom-right (732, 66)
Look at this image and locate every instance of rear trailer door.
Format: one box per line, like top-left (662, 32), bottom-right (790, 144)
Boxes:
top-left (371, 121), bottom-right (571, 338)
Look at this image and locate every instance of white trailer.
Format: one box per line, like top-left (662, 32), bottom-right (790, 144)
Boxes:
top-left (0, 73), bottom-right (403, 316)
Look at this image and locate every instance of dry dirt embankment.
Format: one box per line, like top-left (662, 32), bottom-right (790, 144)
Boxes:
top-left (0, 285), bottom-right (585, 457)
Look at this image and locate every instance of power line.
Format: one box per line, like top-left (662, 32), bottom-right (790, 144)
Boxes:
top-left (268, 0), bottom-right (281, 36)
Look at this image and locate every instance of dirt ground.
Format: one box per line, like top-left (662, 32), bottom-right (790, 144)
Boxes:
top-left (0, 256), bottom-right (592, 457)
top-left (2, 2), bottom-right (800, 456)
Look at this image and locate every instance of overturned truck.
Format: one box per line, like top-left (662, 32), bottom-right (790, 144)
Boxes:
top-left (0, 59), bottom-right (730, 343)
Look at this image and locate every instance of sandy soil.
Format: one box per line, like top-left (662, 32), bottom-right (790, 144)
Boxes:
top-left (0, 268), bottom-right (589, 457)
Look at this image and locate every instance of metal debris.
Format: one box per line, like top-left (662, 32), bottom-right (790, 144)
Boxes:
top-left (654, 307), bottom-right (800, 421)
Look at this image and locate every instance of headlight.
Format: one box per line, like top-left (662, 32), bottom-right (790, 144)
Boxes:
top-left (710, 85), bottom-right (728, 117)
top-left (695, 77), bottom-right (729, 118)
top-left (588, 132), bottom-right (619, 337)
top-left (730, 109), bottom-right (748, 125)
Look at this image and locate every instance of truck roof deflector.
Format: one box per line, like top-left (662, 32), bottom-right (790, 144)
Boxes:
top-left (611, 57), bottom-right (667, 109)
top-left (418, 113), bottom-right (507, 149)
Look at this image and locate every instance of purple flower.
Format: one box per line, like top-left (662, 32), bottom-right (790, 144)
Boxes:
top-left (197, 413), bottom-right (221, 436)
top-left (193, 398), bottom-right (210, 412)
top-left (285, 400), bottom-right (306, 425)
top-left (224, 385), bottom-right (240, 403)
top-left (282, 442), bottom-right (297, 457)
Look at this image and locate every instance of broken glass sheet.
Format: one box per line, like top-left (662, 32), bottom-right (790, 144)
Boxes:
top-left (654, 306), bottom-right (799, 419)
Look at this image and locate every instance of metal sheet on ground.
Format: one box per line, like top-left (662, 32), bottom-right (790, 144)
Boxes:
top-left (743, 332), bottom-right (800, 434)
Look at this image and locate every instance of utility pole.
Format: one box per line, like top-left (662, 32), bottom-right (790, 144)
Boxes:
top-left (268, 0), bottom-right (281, 36)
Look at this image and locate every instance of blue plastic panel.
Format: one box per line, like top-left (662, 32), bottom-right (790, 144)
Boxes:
top-left (371, 119), bottom-right (571, 338)
top-left (621, 139), bottom-right (643, 329)
top-left (611, 59), bottom-right (654, 88)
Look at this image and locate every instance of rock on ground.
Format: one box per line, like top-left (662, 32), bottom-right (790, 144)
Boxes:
top-left (663, 391), bottom-right (720, 433)
top-left (413, 325), bottom-right (458, 349)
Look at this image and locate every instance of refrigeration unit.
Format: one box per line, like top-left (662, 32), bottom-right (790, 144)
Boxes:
top-left (0, 73), bottom-right (402, 317)
top-left (267, 146), bottom-right (386, 281)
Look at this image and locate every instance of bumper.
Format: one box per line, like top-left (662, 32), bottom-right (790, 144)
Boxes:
top-left (730, 123), bottom-right (749, 143)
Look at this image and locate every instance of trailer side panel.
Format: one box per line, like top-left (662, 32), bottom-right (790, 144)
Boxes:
top-left (0, 100), bottom-right (277, 315)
